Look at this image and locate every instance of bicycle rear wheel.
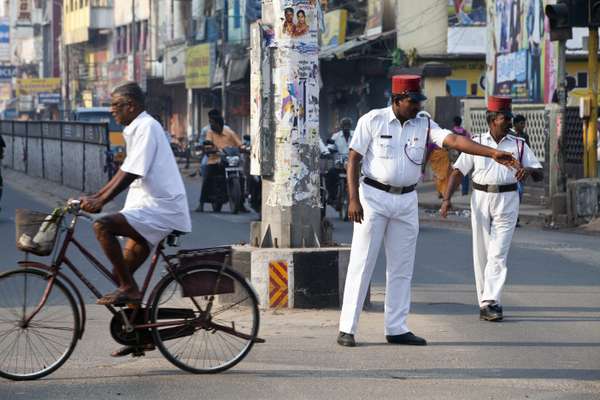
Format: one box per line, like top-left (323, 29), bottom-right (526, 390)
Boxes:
top-left (0, 268), bottom-right (79, 381)
top-left (150, 264), bottom-right (259, 374)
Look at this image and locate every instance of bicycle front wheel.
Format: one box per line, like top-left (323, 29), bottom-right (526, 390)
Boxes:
top-left (0, 268), bottom-right (80, 381)
top-left (150, 265), bottom-right (259, 374)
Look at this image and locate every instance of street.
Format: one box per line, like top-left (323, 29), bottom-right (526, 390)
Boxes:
top-left (0, 172), bottom-right (599, 399)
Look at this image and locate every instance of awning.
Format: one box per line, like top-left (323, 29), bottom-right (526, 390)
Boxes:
top-left (319, 30), bottom-right (396, 61)
top-left (228, 57), bottom-right (249, 83)
top-left (211, 56), bottom-right (250, 89)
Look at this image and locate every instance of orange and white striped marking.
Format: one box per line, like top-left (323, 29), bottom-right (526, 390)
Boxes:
top-left (269, 260), bottom-right (288, 308)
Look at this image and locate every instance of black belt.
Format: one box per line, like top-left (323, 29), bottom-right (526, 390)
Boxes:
top-left (472, 182), bottom-right (518, 193)
top-left (363, 177), bottom-right (417, 195)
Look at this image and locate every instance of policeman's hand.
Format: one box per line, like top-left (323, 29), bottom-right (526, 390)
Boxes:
top-left (80, 195), bottom-right (104, 214)
top-left (492, 150), bottom-right (519, 169)
top-left (440, 199), bottom-right (452, 218)
top-left (348, 199), bottom-right (364, 224)
top-left (515, 167), bottom-right (529, 182)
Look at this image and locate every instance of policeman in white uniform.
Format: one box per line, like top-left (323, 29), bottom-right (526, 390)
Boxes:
top-left (337, 76), bottom-right (518, 347)
top-left (441, 96), bottom-right (543, 321)
top-left (326, 118), bottom-right (354, 204)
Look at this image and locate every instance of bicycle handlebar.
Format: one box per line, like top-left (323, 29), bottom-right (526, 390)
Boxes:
top-left (66, 199), bottom-right (95, 221)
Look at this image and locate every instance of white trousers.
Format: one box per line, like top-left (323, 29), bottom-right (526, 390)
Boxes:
top-left (339, 183), bottom-right (419, 336)
top-left (470, 189), bottom-right (519, 308)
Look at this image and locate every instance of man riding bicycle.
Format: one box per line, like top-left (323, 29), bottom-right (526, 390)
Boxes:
top-left (80, 82), bottom-right (191, 307)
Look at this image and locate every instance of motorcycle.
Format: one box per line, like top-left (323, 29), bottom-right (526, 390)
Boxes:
top-left (324, 140), bottom-right (350, 221)
top-left (201, 142), bottom-right (246, 214)
top-left (333, 153), bottom-right (349, 221)
top-left (221, 146), bottom-right (245, 214)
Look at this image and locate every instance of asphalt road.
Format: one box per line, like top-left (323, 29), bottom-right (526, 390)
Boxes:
top-left (0, 173), bottom-right (599, 399)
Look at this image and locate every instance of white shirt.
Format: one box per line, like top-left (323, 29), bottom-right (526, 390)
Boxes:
top-left (330, 130), bottom-right (353, 156)
top-left (350, 107), bottom-right (451, 187)
top-left (121, 112), bottom-right (192, 243)
top-left (453, 132), bottom-right (542, 186)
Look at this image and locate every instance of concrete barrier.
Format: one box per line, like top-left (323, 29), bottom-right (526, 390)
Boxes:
top-left (0, 120), bottom-right (110, 193)
top-left (231, 245), bottom-right (368, 310)
top-left (567, 178), bottom-right (600, 226)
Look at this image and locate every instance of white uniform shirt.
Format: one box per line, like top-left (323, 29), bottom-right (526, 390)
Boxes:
top-left (453, 132), bottom-right (542, 185)
top-left (330, 130), bottom-right (353, 156)
top-left (349, 107), bottom-right (451, 187)
top-left (120, 112), bottom-right (192, 244)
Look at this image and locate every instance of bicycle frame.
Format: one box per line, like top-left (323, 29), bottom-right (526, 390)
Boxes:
top-left (19, 212), bottom-right (178, 330)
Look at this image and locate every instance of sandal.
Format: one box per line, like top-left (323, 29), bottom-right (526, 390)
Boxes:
top-left (97, 290), bottom-right (142, 306)
top-left (111, 344), bottom-right (156, 358)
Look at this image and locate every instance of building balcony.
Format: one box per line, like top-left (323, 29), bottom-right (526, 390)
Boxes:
top-left (64, 0), bottom-right (114, 45)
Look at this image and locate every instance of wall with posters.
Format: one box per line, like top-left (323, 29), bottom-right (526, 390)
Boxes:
top-left (486, 0), bottom-right (554, 103)
top-left (266, 0), bottom-right (321, 208)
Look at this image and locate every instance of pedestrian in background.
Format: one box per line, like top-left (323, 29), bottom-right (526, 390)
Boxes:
top-left (451, 116), bottom-right (471, 196)
top-left (441, 96), bottom-right (543, 322)
top-left (190, 109), bottom-right (227, 178)
top-left (337, 75), bottom-right (517, 348)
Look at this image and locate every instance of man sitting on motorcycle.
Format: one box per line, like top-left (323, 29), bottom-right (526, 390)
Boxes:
top-left (326, 117), bottom-right (354, 206)
top-left (196, 115), bottom-right (245, 212)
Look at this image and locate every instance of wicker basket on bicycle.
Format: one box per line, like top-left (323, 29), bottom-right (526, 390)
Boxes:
top-left (15, 208), bottom-right (63, 256)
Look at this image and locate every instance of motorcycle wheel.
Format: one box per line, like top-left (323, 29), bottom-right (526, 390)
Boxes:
top-left (228, 178), bottom-right (242, 214)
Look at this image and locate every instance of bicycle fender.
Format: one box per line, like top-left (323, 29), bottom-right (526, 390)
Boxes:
top-left (17, 261), bottom-right (87, 339)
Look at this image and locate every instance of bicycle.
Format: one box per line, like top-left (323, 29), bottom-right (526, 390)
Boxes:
top-left (0, 200), bottom-right (262, 381)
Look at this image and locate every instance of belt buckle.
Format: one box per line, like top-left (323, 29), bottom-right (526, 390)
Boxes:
top-left (487, 185), bottom-right (500, 193)
top-left (388, 186), bottom-right (403, 194)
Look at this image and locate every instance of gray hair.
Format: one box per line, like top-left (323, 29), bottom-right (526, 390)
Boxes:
top-left (112, 81), bottom-right (145, 107)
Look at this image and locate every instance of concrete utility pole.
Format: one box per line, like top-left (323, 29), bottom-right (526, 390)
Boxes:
top-left (239, 0), bottom-right (354, 310)
top-left (585, 27), bottom-right (598, 178)
top-left (251, 0), bottom-right (322, 248)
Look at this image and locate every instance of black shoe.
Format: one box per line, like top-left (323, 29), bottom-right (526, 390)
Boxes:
top-left (480, 303), bottom-right (503, 321)
top-left (337, 332), bottom-right (356, 347)
top-left (386, 332), bottom-right (427, 346)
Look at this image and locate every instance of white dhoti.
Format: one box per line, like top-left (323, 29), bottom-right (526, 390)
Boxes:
top-left (339, 183), bottom-right (419, 336)
top-left (470, 190), bottom-right (519, 307)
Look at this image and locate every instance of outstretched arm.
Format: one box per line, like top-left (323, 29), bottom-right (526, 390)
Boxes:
top-left (443, 134), bottom-right (519, 169)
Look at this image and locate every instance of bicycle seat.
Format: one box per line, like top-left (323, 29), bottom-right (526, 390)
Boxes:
top-left (166, 231), bottom-right (186, 247)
